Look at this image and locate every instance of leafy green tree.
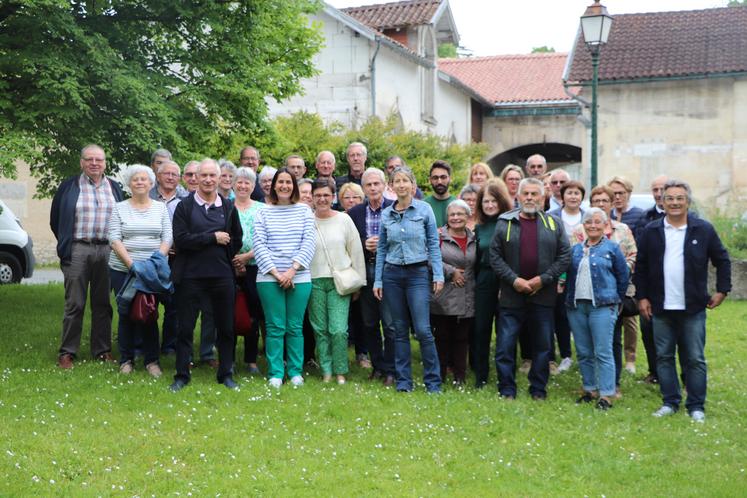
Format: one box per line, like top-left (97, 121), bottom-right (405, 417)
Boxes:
top-left (437, 43), bottom-right (458, 58)
top-left (531, 46), bottom-right (555, 53)
top-left (728, 1), bottom-right (746, 6)
top-left (0, 0), bottom-right (323, 195)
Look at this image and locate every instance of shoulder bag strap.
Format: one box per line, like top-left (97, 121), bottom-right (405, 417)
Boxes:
top-left (314, 221), bottom-right (336, 273)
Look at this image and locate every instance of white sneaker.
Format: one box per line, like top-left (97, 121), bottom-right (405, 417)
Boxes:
top-left (652, 405), bottom-right (676, 418)
top-left (549, 361), bottom-right (560, 376)
top-left (557, 357), bottom-right (573, 372)
top-left (519, 359), bottom-right (532, 374)
top-left (268, 378), bottom-right (283, 389)
top-left (689, 410), bottom-right (705, 423)
top-left (625, 362), bottom-right (636, 374)
top-left (290, 375), bottom-right (304, 387)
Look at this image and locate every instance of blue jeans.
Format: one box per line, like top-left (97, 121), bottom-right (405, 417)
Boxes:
top-left (567, 302), bottom-right (617, 397)
top-left (496, 304), bottom-right (554, 398)
top-left (381, 263), bottom-right (441, 392)
top-left (653, 310), bottom-right (707, 413)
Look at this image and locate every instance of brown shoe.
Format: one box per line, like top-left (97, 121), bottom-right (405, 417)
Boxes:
top-left (97, 352), bottom-right (116, 363)
top-left (58, 354), bottom-right (74, 369)
top-left (383, 375), bottom-right (395, 387)
top-left (145, 362), bottom-right (162, 378)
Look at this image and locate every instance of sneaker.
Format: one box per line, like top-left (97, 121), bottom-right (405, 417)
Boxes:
top-left (290, 375), bottom-right (304, 387)
top-left (322, 374), bottom-right (332, 383)
top-left (169, 379), bottom-right (187, 392)
top-left (519, 359), bottom-right (532, 374)
top-left (557, 357), bottom-right (573, 372)
top-left (145, 362), bottom-right (162, 378)
top-left (625, 362), bottom-right (636, 374)
top-left (222, 377), bottom-right (239, 390)
top-left (336, 375), bottom-right (346, 385)
top-left (689, 410), bottom-right (705, 423)
top-left (247, 364), bottom-right (261, 375)
top-left (356, 354), bottom-right (372, 369)
top-left (119, 361), bottom-right (134, 374)
top-left (596, 398), bottom-right (612, 411)
top-left (643, 374), bottom-right (659, 384)
top-left (576, 392), bottom-right (595, 404)
top-left (268, 378), bottom-right (283, 389)
top-left (614, 387), bottom-right (623, 399)
top-left (549, 361), bottom-right (559, 376)
top-left (652, 405), bottom-right (676, 418)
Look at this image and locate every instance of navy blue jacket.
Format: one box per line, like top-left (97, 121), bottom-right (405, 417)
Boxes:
top-left (634, 214), bottom-right (731, 314)
top-left (50, 175), bottom-right (125, 264)
top-left (348, 197), bottom-right (394, 263)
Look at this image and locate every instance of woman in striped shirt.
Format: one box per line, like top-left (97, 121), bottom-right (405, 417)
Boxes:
top-left (109, 165), bottom-right (172, 377)
top-left (253, 168), bottom-right (316, 389)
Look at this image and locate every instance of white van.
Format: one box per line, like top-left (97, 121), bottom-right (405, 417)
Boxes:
top-left (0, 200), bottom-right (35, 284)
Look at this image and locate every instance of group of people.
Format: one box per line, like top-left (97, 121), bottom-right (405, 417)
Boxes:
top-left (50, 143), bottom-right (731, 421)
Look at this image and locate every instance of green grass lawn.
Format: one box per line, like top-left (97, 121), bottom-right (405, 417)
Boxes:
top-left (1, 284), bottom-right (746, 496)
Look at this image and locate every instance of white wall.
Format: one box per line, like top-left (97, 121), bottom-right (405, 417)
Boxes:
top-left (434, 78), bottom-right (471, 143)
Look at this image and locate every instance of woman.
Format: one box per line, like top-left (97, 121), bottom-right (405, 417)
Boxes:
top-left (373, 167), bottom-right (444, 393)
top-left (548, 181), bottom-right (586, 241)
top-left (108, 165), bottom-right (172, 376)
top-left (459, 184), bottom-right (480, 231)
top-left (565, 208), bottom-right (629, 410)
top-left (308, 178), bottom-right (366, 384)
top-left (471, 178), bottom-right (514, 388)
top-left (571, 185), bottom-right (637, 395)
top-left (218, 160), bottom-right (237, 200)
top-left (253, 168), bottom-right (316, 388)
top-left (431, 200), bottom-right (476, 386)
top-left (230, 167), bottom-right (265, 375)
top-left (468, 162), bottom-right (494, 191)
top-left (500, 164), bottom-right (524, 207)
top-left (338, 182), bottom-right (365, 212)
top-left (257, 166), bottom-right (277, 200)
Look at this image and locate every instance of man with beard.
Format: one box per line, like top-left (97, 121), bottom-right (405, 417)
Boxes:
top-left (423, 160), bottom-right (455, 227)
top-left (489, 178), bottom-right (570, 400)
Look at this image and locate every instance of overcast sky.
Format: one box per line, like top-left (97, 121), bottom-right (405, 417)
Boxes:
top-left (328, 0), bottom-right (730, 56)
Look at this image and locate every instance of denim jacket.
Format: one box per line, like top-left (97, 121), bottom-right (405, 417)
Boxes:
top-left (565, 237), bottom-right (629, 308)
top-left (373, 199), bottom-right (443, 288)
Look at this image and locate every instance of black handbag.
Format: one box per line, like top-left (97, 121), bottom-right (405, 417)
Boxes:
top-left (620, 296), bottom-right (639, 317)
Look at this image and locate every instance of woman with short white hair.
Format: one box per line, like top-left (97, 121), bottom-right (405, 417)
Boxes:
top-left (109, 164), bottom-right (172, 376)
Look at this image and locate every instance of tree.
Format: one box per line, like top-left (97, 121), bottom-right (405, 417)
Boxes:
top-left (438, 43), bottom-right (458, 58)
top-left (728, 1), bottom-right (746, 6)
top-left (0, 0), bottom-right (323, 195)
top-left (531, 46), bottom-right (555, 53)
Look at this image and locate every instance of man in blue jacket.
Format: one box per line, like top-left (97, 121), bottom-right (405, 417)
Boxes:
top-left (635, 179), bottom-right (731, 422)
top-left (50, 144), bottom-right (124, 368)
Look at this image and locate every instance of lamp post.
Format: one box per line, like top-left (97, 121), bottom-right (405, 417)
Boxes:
top-left (580, 1), bottom-right (612, 188)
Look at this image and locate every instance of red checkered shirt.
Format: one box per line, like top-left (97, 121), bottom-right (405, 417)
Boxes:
top-left (74, 174), bottom-right (116, 241)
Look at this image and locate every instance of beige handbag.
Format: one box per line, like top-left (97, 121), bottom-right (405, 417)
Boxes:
top-left (315, 222), bottom-right (366, 295)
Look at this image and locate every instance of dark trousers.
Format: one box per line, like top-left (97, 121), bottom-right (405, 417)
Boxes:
top-left (234, 265), bottom-right (263, 364)
top-left (471, 269), bottom-right (499, 387)
top-left (551, 290), bottom-right (572, 361)
top-left (432, 314), bottom-right (472, 383)
top-left (359, 262), bottom-right (395, 375)
top-left (519, 323), bottom-right (533, 361)
top-left (303, 311), bottom-right (315, 363)
top-left (175, 277), bottom-right (235, 384)
top-left (348, 299), bottom-right (367, 356)
top-left (110, 269), bottom-right (159, 366)
top-left (640, 314), bottom-right (658, 378)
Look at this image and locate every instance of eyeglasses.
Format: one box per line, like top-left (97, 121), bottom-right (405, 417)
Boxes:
top-left (592, 198), bottom-right (611, 204)
top-left (612, 191), bottom-right (628, 197)
top-left (184, 172), bottom-right (197, 177)
top-left (160, 172), bottom-right (180, 178)
top-left (83, 157), bottom-right (105, 163)
top-left (664, 195), bottom-right (687, 203)
top-left (430, 175), bottom-right (449, 181)
top-left (551, 180), bottom-right (566, 185)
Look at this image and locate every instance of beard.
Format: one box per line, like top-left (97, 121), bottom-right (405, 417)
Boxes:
top-left (521, 204), bottom-right (537, 216)
top-left (432, 184), bottom-right (449, 195)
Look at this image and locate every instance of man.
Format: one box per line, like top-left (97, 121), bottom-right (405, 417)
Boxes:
top-left (285, 155), bottom-right (307, 180)
top-left (335, 142), bottom-right (367, 190)
top-left (151, 149), bottom-right (188, 198)
top-left (238, 146), bottom-right (264, 201)
top-left (149, 160), bottom-right (187, 354)
top-left (50, 144), bottom-right (124, 368)
top-left (348, 167), bottom-right (396, 385)
top-left (525, 154), bottom-right (548, 179)
top-left (635, 179), bottom-right (730, 422)
top-left (170, 159), bottom-right (243, 392)
top-left (315, 150), bottom-right (337, 181)
top-left (548, 169), bottom-right (570, 211)
top-left (423, 160), bottom-right (455, 227)
top-left (182, 160), bottom-right (201, 193)
top-left (635, 174), bottom-right (668, 384)
top-left (489, 178), bottom-right (570, 399)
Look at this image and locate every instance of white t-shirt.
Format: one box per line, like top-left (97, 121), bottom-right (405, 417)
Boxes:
top-left (663, 219), bottom-right (687, 310)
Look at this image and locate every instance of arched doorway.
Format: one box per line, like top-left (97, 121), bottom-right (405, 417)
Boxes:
top-left (488, 143), bottom-right (582, 177)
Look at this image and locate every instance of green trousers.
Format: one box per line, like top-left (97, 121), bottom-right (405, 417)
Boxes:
top-left (308, 278), bottom-right (351, 375)
top-left (257, 281), bottom-right (312, 379)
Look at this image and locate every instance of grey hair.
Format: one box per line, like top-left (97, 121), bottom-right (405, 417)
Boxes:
top-left (664, 179), bottom-right (692, 203)
top-left (284, 154), bottom-right (305, 167)
top-left (389, 166), bottom-right (417, 186)
top-left (550, 168), bottom-right (570, 181)
top-left (447, 199), bottom-right (472, 218)
top-left (183, 160), bottom-right (200, 173)
top-left (123, 164), bottom-right (155, 188)
top-left (80, 144), bottom-right (104, 159)
top-left (362, 167), bottom-right (386, 184)
top-left (219, 159), bottom-right (237, 175)
top-left (518, 177), bottom-right (545, 197)
top-left (258, 166), bottom-right (277, 181)
top-left (316, 150), bottom-right (336, 165)
top-left (582, 207), bottom-right (608, 224)
top-left (459, 183), bottom-right (480, 197)
top-left (199, 158), bottom-right (221, 176)
top-left (386, 155), bottom-right (407, 168)
top-left (151, 148), bottom-right (172, 163)
top-left (297, 178), bottom-right (313, 188)
top-left (157, 160), bottom-right (180, 175)
top-left (347, 142), bottom-right (368, 157)
top-left (234, 166), bottom-right (256, 185)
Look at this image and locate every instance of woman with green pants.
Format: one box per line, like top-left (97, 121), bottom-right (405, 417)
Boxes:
top-left (471, 178), bottom-right (514, 388)
top-left (308, 178), bottom-right (366, 384)
top-left (253, 168), bottom-right (316, 389)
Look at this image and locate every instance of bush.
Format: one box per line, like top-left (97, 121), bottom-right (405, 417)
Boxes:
top-left (711, 215), bottom-right (747, 260)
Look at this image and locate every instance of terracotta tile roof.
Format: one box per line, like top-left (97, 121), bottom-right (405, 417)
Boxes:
top-left (341, 0), bottom-right (440, 30)
top-left (567, 7), bottom-right (747, 83)
top-left (438, 53), bottom-right (573, 105)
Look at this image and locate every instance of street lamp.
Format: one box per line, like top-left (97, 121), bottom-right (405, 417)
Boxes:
top-left (580, 1), bottom-right (612, 188)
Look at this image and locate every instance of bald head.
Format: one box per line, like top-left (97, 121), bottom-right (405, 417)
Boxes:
top-left (651, 174), bottom-right (669, 208)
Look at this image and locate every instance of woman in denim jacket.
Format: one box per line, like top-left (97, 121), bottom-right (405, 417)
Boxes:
top-left (565, 208), bottom-right (629, 410)
top-left (373, 167), bottom-right (444, 393)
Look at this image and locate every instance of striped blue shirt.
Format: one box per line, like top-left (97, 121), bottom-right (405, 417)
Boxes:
top-left (108, 200), bottom-right (172, 272)
top-left (253, 203), bottom-right (316, 284)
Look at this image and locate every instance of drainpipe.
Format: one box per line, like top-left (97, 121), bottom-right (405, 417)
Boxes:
top-left (370, 36), bottom-right (382, 118)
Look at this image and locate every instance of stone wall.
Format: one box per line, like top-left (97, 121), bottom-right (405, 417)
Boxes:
top-left (710, 259), bottom-right (747, 300)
